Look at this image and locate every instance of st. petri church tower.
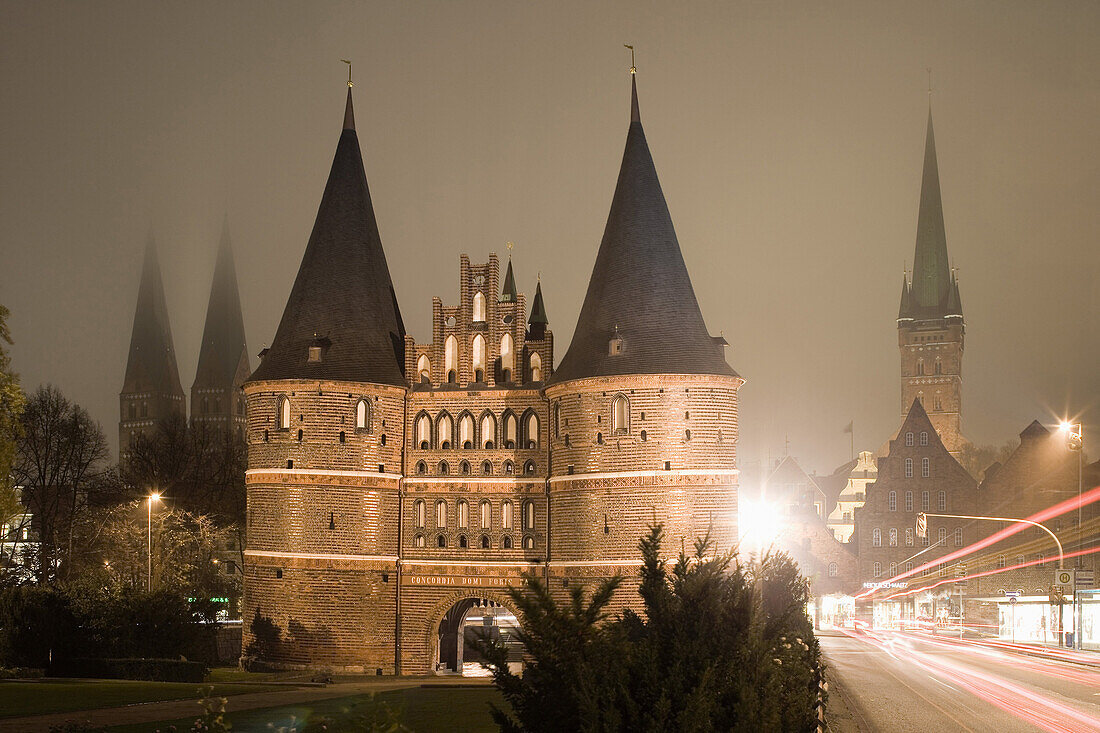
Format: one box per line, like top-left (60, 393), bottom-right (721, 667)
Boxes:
top-left (241, 71), bottom-right (740, 674)
top-left (897, 105), bottom-right (966, 456)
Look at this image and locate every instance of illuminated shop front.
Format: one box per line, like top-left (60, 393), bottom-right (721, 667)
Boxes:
top-left (997, 593), bottom-right (1100, 648)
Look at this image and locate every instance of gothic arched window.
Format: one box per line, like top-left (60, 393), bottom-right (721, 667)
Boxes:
top-left (414, 500), bottom-right (425, 528)
top-left (445, 335), bottom-right (459, 383)
top-left (479, 500), bottom-right (491, 529)
top-left (417, 354), bottom-right (431, 383)
top-left (472, 291), bottom-right (486, 322)
top-left (278, 396), bottom-right (291, 430)
top-left (416, 413), bottom-right (432, 449)
top-left (612, 395), bottom-right (629, 435)
top-left (503, 412), bottom-right (518, 449)
top-left (436, 500), bottom-right (447, 528)
top-left (502, 500), bottom-right (513, 529)
top-left (480, 413), bottom-right (496, 449)
top-left (457, 500), bottom-right (469, 529)
top-left (355, 399), bottom-right (370, 431)
top-left (524, 412), bottom-right (539, 449)
top-left (500, 333), bottom-right (514, 381)
top-left (437, 413), bottom-right (454, 449)
top-left (459, 413), bottom-right (474, 448)
top-left (529, 351), bottom-right (542, 382)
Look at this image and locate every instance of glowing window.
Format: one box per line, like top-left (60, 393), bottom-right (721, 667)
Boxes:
top-left (472, 291), bottom-right (486, 321)
top-left (457, 500), bottom-right (469, 529)
top-left (502, 500), bottom-right (513, 529)
top-left (436, 500), bottom-right (446, 528)
top-left (278, 396), bottom-right (291, 430)
top-left (889, 528), bottom-right (897, 546)
top-left (612, 395), bottom-right (629, 434)
top-left (872, 528), bottom-right (881, 547)
top-left (355, 399), bottom-right (369, 430)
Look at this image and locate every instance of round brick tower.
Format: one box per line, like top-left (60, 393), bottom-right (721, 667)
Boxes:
top-left (544, 73), bottom-right (743, 611)
top-left (242, 86), bottom-right (407, 672)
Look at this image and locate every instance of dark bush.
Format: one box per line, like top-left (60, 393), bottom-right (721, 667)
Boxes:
top-left (48, 657), bottom-right (207, 682)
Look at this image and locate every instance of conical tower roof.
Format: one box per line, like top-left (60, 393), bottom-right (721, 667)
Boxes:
top-left (528, 280), bottom-right (548, 326)
top-left (549, 76), bottom-right (737, 385)
top-left (122, 238), bottom-right (184, 397)
top-left (500, 259), bottom-right (518, 303)
top-left (250, 87), bottom-right (406, 385)
top-left (909, 107), bottom-right (960, 320)
top-left (193, 219), bottom-right (249, 390)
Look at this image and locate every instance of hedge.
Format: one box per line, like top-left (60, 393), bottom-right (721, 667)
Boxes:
top-left (49, 657), bottom-right (207, 682)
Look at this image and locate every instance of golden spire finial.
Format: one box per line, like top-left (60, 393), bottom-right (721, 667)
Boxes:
top-left (342, 59), bottom-right (353, 88)
top-left (506, 240), bottom-right (514, 258)
top-left (926, 67), bottom-right (932, 97)
top-left (624, 44), bottom-right (636, 75)
top-left (537, 270), bottom-right (541, 283)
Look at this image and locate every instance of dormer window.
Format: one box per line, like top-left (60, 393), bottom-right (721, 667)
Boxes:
top-left (308, 336), bottom-right (331, 363)
top-left (609, 334), bottom-right (623, 356)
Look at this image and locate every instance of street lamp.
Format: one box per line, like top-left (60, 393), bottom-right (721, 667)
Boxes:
top-left (147, 492), bottom-right (160, 591)
top-left (1058, 421), bottom-right (1084, 650)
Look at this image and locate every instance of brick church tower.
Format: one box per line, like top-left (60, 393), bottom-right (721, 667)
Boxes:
top-left (897, 105), bottom-right (966, 456)
top-left (119, 238), bottom-right (185, 456)
top-left (190, 220), bottom-right (250, 438)
top-left (544, 72), bottom-right (742, 605)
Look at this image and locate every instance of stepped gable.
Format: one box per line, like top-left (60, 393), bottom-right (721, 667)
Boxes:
top-left (122, 238), bottom-right (184, 398)
top-left (250, 87), bottom-right (406, 386)
top-left (549, 76), bottom-right (736, 384)
top-left (899, 106), bottom-right (962, 322)
top-left (193, 219), bottom-right (250, 389)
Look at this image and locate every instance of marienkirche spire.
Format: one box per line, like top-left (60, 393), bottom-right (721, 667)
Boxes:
top-left (549, 63), bottom-right (736, 384)
top-left (250, 72), bottom-right (406, 385)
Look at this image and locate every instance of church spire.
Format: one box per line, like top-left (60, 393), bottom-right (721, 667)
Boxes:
top-left (909, 105), bottom-right (958, 318)
top-left (548, 70), bottom-right (737, 385)
top-left (122, 237), bottom-right (184, 399)
top-left (527, 278), bottom-right (548, 339)
top-left (191, 219), bottom-right (250, 420)
top-left (250, 78), bottom-right (406, 386)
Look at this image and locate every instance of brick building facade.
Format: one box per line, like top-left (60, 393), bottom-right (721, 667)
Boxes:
top-left (241, 75), bottom-right (741, 673)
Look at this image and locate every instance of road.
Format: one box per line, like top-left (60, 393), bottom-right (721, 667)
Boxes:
top-left (820, 629), bottom-right (1100, 733)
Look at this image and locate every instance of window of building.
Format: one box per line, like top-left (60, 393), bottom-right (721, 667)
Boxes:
top-left (458, 534), bottom-right (468, 548)
top-left (529, 351), bottom-right (542, 382)
top-left (525, 412), bottom-right (539, 449)
top-left (873, 562), bottom-right (882, 578)
top-left (935, 358), bottom-right (942, 375)
top-left (460, 460), bottom-right (470, 475)
top-left (922, 491), bottom-right (929, 511)
top-left (355, 399), bottom-right (370, 431)
top-left (504, 460), bottom-right (515, 475)
top-left (933, 394), bottom-right (942, 412)
top-left (445, 335), bottom-right (459, 384)
top-left (500, 333), bottom-right (514, 380)
top-left (437, 413), bottom-right (454, 449)
top-left (889, 528), bottom-right (897, 546)
top-left (889, 491), bottom-right (897, 511)
top-left (919, 431), bottom-right (928, 446)
top-left (905, 491), bottom-right (913, 512)
top-left (997, 555), bottom-right (1006, 569)
top-left (596, 432), bottom-right (604, 445)
top-left (685, 429), bottom-right (692, 441)
top-left (482, 460), bottom-right (492, 475)
top-left (889, 563), bottom-right (898, 577)
top-left (553, 403), bottom-right (560, 439)
top-left (471, 334), bottom-right (486, 382)
top-left (503, 412), bottom-right (518, 449)
top-left (414, 500), bottom-right (425, 528)
top-left (502, 500), bottom-right (513, 529)
top-left (939, 564), bottom-right (946, 577)
top-left (917, 359), bottom-right (924, 376)
top-left (922, 457), bottom-right (930, 478)
top-left (828, 562), bottom-right (838, 577)
top-left (905, 528), bottom-right (914, 546)
top-left (437, 534), bottom-right (446, 548)
top-left (416, 413), bottom-right (431, 449)
top-left (459, 413), bottom-right (474, 448)
top-left (872, 528), bottom-right (881, 547)
top-left (417, 354), bottom-right (431, 383)
top-left (938, 491), bottom-right (946, 511)
top-left (481, 535), bottom-right (490, 549)
top-left (905, 562), bottom-right (913, 573)
top-left (522, 501), bottom-right (535, 531)
top-left (938, 527), bottom-right (947, 544)
top-left (278, 396), bottom-right (291, 430)
top-left (414, 533), bottom-right (425, 548)
top-left (502, 535), bottom-right (513, 549)
top-left (436, 500), bottom-right (447, 528)
top-left (438, 460), bottom-right (450, 475)
top-left (479, 500), bottom-right (490, 529)
top-left (472, 291), bottom-right (486, 322)
top-left (524, 460), bottom-right (536, 475)
top-left (954, 527), bottom-right (962, 547)
top-left (905, 458), bottom-right (913, 478)
top-left (612, 395), bottom-right (629, 434)
top-left (416, 461), bottom-right (427, 475)
top-left (523, 536), bottom-right (535, 550)
top-left (905, 432), bottom-right (914, 446)
top-left (480, 413), bottom-right (496, 448)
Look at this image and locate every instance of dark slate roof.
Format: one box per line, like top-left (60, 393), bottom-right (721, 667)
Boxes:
top-left (900, 107), bottom-right (963, 322)
top-left (528, 280), bottom-right (548, 326)
top-left (249, 88), bottom-right (406, 386)
top-left (193, 219), bottom-right (250, 390)
top-left (500, 259), bottom-right (517, 303)
top-left (122, 238), bottom-right (185, 397)
top-left (548, 77), bottom-right (738, 385)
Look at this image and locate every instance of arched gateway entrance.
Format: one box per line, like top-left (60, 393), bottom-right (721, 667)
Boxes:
top-left (436, 597), bottom-right (522, 676)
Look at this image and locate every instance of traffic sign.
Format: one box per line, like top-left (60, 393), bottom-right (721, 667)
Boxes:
top-left (1076, 570), bottom-right (1094, 587)
top-left (1009, 597), bottom-right (1018, 605)
top-left (1055, 569), bottom-right (1075, 587)
top-left (1004, 591), bottom-right (1021, 598)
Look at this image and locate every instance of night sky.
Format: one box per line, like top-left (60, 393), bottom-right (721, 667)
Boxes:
top-left (2, 1), bottom-right (1097, 477)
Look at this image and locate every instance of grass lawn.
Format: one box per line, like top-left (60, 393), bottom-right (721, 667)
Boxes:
top-left (0, 679), bottom-right (285, 719)
top-left (107, 685), bottom-right (505, 733)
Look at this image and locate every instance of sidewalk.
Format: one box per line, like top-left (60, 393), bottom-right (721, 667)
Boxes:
top-left (0, 677), bottom-right (491, 733)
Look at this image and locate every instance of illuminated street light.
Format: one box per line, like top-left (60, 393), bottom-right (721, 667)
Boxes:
top-left (739, 499), bottom-right (783, 558)
top-left (1058, 420), bottom-right (1084, 649)
top-left (147, 492), bottom-right (161, 591)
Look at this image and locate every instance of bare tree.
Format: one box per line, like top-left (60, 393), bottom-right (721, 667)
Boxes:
top-left (0, 304), bottom-right (26, 527)
top-left (13, 385), bottom-right (110, 582)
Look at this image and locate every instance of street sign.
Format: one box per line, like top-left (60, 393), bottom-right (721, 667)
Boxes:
top-left (916, 513), bottom-right (927, 538)
top-left (1055, 569), bottom-right (1075, 587)
top-left (1004, 591), bottom-right (1021, 598)
top-left (1076, 570), bottom-right (1094, 587)
top-left (1009, 597), bottom-right (1017, 605)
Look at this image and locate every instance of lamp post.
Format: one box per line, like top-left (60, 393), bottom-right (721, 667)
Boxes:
top-left (147, 492), bottom-right (160, 590)
top-left (1059, 422), bottom-right (1083, 650)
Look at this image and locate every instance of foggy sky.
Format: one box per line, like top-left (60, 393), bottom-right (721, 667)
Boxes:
top-left (2, 1), bottom-right (1098, 477)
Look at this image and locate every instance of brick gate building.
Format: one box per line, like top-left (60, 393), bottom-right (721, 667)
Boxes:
top-left (241, 73), bottom-right (741, 674)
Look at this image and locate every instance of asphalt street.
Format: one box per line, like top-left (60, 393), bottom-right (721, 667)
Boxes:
top-left (820, 629), bottom-right (1100, 732)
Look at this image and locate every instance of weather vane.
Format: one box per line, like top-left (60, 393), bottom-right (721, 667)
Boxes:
top-left (506, 240), bottom-right (514, 258)
top-left (624, 44), bottom-right (636, 74)
top-left (342, 59), bottom-right (353, 88)
top-left (926, 67), bottom-right (932, 96)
